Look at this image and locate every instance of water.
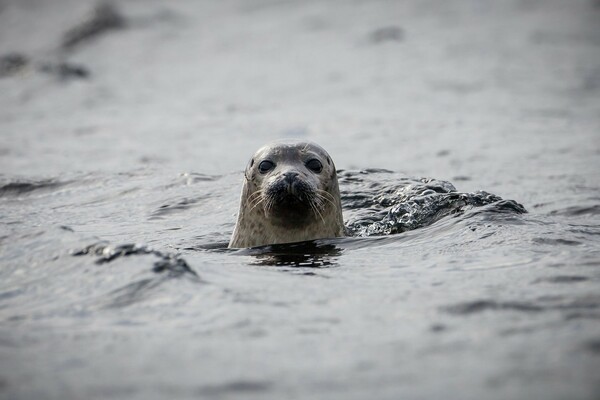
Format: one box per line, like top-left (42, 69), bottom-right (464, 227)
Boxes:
top-left (1, 0), bottom-right (600, 399)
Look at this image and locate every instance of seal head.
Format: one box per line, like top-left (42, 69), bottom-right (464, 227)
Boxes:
top-left (229, 141), bottom-right (345, 248)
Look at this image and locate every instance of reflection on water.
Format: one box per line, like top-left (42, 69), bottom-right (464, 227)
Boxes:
top-left (237, 241), bottom-right (342, 268)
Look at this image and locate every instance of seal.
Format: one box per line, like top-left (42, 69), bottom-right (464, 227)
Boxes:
top-left (229, 140), bottom-right (345, 248)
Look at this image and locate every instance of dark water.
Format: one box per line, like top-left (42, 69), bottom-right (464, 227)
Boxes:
top-left (1, 0), bottom-right (600, 399)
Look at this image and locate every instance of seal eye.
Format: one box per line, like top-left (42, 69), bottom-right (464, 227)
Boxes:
top-left (258, 160), bottom-right (275, 174)
top-left (306, 159), bottom-right (323, 173)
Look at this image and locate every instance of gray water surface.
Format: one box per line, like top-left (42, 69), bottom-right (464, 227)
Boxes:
top-left (1, 0), bottom-right (600, 399)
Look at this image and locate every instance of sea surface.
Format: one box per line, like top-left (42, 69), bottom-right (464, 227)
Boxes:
top-left (1, 0), bottom-right (599, 399)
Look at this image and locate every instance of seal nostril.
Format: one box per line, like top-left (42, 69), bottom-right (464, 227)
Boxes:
top-left (283, 172), bottom-right (298, 184)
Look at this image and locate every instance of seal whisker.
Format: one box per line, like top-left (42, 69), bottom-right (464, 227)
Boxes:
top-left (313, 193), bottom-right (326, 211)
top-left (245, 190), bottom-right (262, 205)
top-left (248, 196), bottom-right (265, 213)
top-left (316, 190), bottom-right (336, 209)
top-left (246, 189), bottom-right (262, 204)
top-left (263, 196), bottom-right (275, 216)
top-left (310, 199), bottom-right (326, 225)
top-left (316, 188), bottom-right (336, 202)
top-left (246, 191), bottom-right (264, 210)
top-left (246, 190), bottom-right (262, 203)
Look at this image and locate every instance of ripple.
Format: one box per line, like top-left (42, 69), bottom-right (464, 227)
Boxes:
top-left (445, 295), bottom-right (600, 315)
top-left (583, 339), bottom-right (600, 354)
top-left (0, 179), bottom-right (66, 197)
top-left (532, 238), bottom-right (583, 246)
top-left (368, 26), bottom-right (404, 44)
top-left (549, 204), bottom-right (600, 216)
top-left (534, 275), bottom-right (589, 284)
top-left (72, 242), bottom-right (199, 278)
top-left (196, 380), bottom-right (271, 396)
top-left (62, 2), bottom-right (125, 49)
top-left (150, 195), bottom-right (210, 219)
top-left (338, 170), bottom-right (524, 237)
top-left (99, 277), bottom-right (168, 309)
top-left (443, 300), bottom-right (544, 315)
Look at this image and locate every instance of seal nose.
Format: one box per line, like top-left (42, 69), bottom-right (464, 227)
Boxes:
top-left (283, 172), bottom-right (298, 185)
